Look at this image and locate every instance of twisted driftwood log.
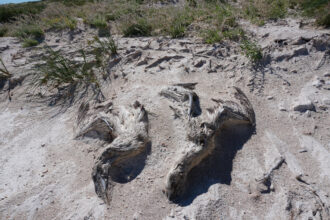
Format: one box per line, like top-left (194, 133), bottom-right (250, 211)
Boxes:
top-left (76, 101), bottom-right (148, 204)
top-left (161, 86), bottom-right (255, 200)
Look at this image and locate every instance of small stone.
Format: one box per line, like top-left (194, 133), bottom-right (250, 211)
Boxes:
top-left (305, 110), bottom-right (311, 117)
top-left (267, 96), bottom-right (274, 100)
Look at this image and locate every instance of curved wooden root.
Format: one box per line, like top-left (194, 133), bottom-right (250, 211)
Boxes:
top-left (162, 86), bottom-right (255, 201)
top-left (76, 101), bottom-right (149, 204)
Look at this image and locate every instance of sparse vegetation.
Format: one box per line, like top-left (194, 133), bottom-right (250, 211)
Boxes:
top-left (0, 26), bottom-right (8, 37)
top-left (240, 39), bottom-right (263, 63)
top-left (204, 29), bottom-right (222, 44)
top-left (123, 19), bottom-right (152, 37)
top-left (168, 11), bottom-right (193, 38)
top-left (39, 47), bottom-right (99, 88)
top-left (93, 36), bottom-right (118, 56)
top-left (23, 38), bottom-right (39, 48)
top-left (0, 0), bottom-right (328, 44)
top-left (44, 16), bottom-right (77, 31)
top-left (15, 25), bottom-right (44, 40)
top-left (15, 25), bottom-right (44, 47)
top-left (0, 58), bottom-right (11, 79)
top-left (295, 0), bottom-right (330, 27)
top-left (243, 0), bottom-right (288, 25)
top-left (0, 1), bottom-right (46, 23)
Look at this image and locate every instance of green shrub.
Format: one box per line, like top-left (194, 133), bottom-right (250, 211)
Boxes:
top-left (87, 15), bottom-right (110, 36)
top-left (0, 26), bottom-right (8, 37)
top-left (223, 28), bottom-right (245, 41)
top-left (23, 39), bottom-right (39, 48)
top-left (45, 17), bottom-right (77, 31)
top-left (15, 25), bottom-right (44, 47)
top-left (169, 21), bottom-right (186, 38)
top-left (204, 29), bottom-right (222, 44)
top-left (89, 15), bottom-right (107, 29)
top-left (123, 19), bottom-right (152, 37)
top-left (39, 48), bottom-right (98, 87)
top-left (316, 13), bottom-right (330, 27)
top-left (15, 25), bottom-right (44, 41)
top-left (49, 0), bottom-right (94, 7)
top-left (105, 13), bottom-right (120, 21)
top-left (243, 0), bottom-right (288, 22)
top-left (0, 2), bottom-right (46, 23)
top-left (268, 0), bottom-right (287, 19)
top-left (94, 36), bottom-right (118, 56)
top-left (240, 39), bottom-right (263, 63)
top-left (296, 0), bottom-right (330, 27)
top-left (168, 12), bottom-right (193, 38)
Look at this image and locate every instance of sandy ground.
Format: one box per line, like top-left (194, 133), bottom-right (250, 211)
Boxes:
top-left (0, 18), bottom-right (329, 219)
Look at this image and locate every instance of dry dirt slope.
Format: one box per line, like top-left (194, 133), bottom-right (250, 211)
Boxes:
top-left (0, 18), bottom-right (330, 219)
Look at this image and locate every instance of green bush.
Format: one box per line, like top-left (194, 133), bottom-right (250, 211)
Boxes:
top-left (0, 2), bottom-right (46, 23)
top-left (39, 48), bottom-right (98, 87)
top-left (123, 19), bottom-right (152, 37)
top-left (169, 21), bottom-right (186, 38)
top-left (15, 25), bottom-right (44, 41)
top-left (0, 26), bottom-right (8, 37)
top-left (240, 39), bottom-right (263, 63)
top-left (23, 39), bottom-right (39, 48)
top-left (105, 13), bottom-right (120, 21)
top-left (316, 13), bottom-right (330, 27)
top-left (15, 25), bottom-right (44, 47)
top-left (89, 15), bottom-right (108, 29)
top-left (243, 0), bottom-right (288, 23)
top-left (223, 28), bottom-right (245, 41)
top-left (45, 17), bottom-right (77, 31)
top-left (49, 0), bottom-right (95, 6)
top-left (204, 29), bottom-right (222, 44)
top-left (94, 36), bottom-right (118, 56)
top-left (297, 0), bottom-right (330, 27)
top-left (168, 12), bottom-right (193, 38)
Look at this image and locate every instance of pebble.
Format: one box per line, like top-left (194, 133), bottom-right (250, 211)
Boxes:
top-left (267, 96), bottom-right (274, 100)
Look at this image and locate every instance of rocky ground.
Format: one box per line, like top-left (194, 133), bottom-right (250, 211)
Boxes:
top-left (0, 18), bottom-right (329, 220)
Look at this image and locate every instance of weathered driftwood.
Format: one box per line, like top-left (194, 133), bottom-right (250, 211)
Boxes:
top-left (160, 86), bottom-right (201, 117)
top-left (173, 82), bottom-right (198, 90)
top-left (76, 101), bottom-right (149, 204)
top-left (161, 86), bottom-right (255, 200)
